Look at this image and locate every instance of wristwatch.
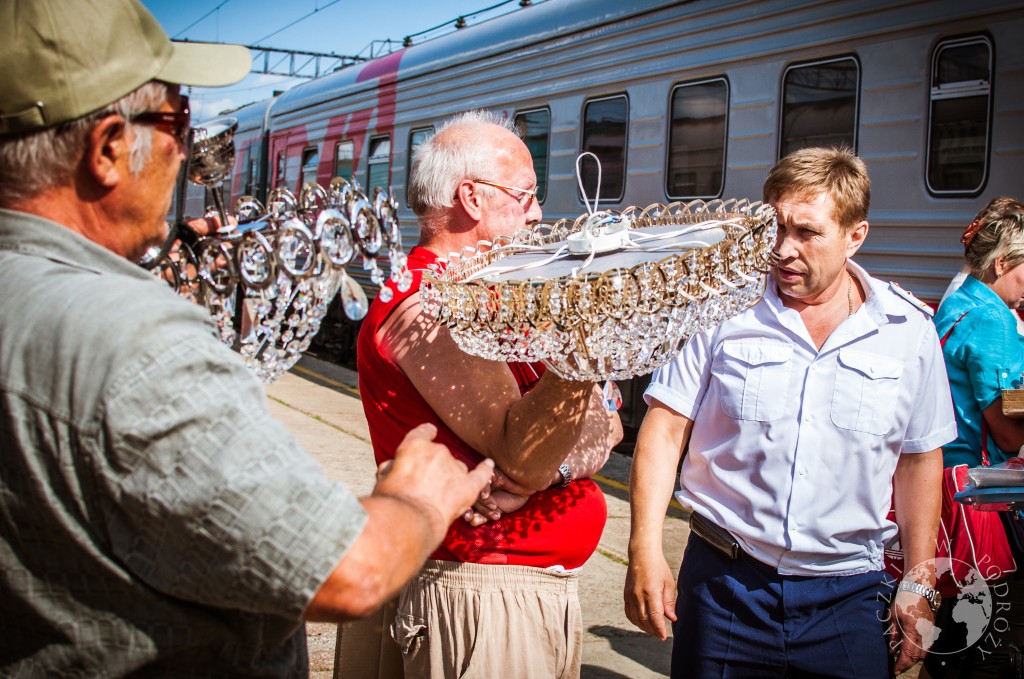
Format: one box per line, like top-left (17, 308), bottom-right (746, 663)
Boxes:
top-left (558, 462), bottom-right (573, 487)
top-left (897, 580), bottom-right (942, 613)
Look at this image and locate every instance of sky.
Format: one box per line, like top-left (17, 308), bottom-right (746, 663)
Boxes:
top-left (143, 0), bottom-right (520, 121)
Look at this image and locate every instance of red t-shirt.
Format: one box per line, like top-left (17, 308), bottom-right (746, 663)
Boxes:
top-left (356, 246), bottom-right (606, 569)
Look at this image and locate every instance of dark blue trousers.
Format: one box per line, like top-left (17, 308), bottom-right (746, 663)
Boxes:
top-left (672, 533), bottom-right (894, 678)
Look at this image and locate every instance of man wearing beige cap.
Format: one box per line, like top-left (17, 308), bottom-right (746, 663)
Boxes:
top-left (0, 1), bottom-right (492, 676)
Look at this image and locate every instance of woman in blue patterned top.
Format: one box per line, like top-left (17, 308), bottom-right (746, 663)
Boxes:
top-left (927, 196), bottom-right (1024, 678)
top-left (936, 197), bottom-right (1024, 466)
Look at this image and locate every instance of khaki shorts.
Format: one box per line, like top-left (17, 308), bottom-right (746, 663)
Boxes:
top-left (392, 559), bottom-right (582, 679)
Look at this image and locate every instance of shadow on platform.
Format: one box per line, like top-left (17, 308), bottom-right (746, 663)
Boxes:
top-left (586, 624), bottom-right (671, 677)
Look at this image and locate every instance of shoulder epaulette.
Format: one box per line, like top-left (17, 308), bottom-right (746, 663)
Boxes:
top-left (888, 281), bottom-right (934, 317)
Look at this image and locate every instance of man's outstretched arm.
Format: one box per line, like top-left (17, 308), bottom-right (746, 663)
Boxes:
top-left (304, 424), bottom-right (494, 621)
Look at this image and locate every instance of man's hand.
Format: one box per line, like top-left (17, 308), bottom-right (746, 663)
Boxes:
top-left (374, 424), bottom-right (494, 535)
top-left (307, 424), bottom-right (493, 622)
top-left (463, 465), bottom-right (535, 526)
top-left (624, 550), bottom-right (678, 641)
top-left (889, 590), bottom-right (935, 675)
top-left (185, 214), bottom-right (229, 238)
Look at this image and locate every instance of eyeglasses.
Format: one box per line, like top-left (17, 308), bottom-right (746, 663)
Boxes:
top-left (473, 178), bottom-right (538, 207)
top-left (128, 96), bottom-right (191, 145)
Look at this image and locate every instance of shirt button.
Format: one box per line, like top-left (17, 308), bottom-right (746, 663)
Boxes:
top-left (799, 468), bottom-right (807, 476)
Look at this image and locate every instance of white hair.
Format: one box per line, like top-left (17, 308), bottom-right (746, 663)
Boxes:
top-left (406, 109), bottom-right (520, 216)
top-left (0, 81), bottom-right (169, 207)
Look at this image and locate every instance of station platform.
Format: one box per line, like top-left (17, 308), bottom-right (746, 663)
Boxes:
top-left (264, 354), bottom-right (690, 679)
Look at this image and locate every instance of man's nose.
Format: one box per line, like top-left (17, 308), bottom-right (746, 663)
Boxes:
top-left (525, 196), bottom-right (543, 225)
top-left (773, 231), bottom-right (797, 260)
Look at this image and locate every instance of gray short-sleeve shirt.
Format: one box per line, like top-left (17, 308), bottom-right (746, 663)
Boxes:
top-left (0, 209), bottom-right (367, 677)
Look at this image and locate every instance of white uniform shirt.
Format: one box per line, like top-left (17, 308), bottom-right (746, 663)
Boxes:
top-left (646, 261), bottom-right (956, 576)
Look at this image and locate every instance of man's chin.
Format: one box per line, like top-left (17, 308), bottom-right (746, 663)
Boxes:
top-left (771, 276), bottom-right (808, 302)
top-left (132, 226), bottom-right (171, 264)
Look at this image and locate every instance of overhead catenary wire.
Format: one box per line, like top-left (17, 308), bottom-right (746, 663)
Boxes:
top-left (172, 0), bottom-right (233, 39)
top-left (251, 0), bottom-right (344, 45)
top-left (402, 0), bottom-right (519, 44)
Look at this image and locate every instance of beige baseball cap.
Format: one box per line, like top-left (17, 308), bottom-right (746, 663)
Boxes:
top-left (0, 0), bottom-right (252, 136)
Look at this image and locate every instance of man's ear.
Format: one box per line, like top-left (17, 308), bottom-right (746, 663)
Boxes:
top-left (454, 179), bottom-right (485, 221)
top-left (84, 115), bottom-right (129, 188)
top-left (846, 219), bottom-right (869, 257)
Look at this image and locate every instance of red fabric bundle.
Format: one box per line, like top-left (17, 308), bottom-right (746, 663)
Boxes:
top-left (884, 464), bottom-right (1016, 597)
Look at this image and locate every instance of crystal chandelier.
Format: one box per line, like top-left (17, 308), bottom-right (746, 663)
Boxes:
top-left (420, 198), bottom-right (777, 383)
top-left (142, 117), bottom-right (410, 383)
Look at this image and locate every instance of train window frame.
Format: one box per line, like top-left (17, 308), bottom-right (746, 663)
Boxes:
top-left (665, 77), bottom-right (729, 200)
top-left (778, 55), bottom-right (860, 160)
top-left (275, 151), bottom-right (286, 187)
top-left (299, 146), bottom-right (319, 190)
top-left (579, 94), bottom-right (629, 204)
top-left (512, 107), bottom-right (551, 204)
top-left (925, 34), bottom-right (993, 197)
top-left (244, 144), bottom-right (257, 198)
top-left (334, 139), bottom-right (355, 181)
top-left (366, 134), bottom-right (391, 193)
top-left (406, 126), bottom-right (434, 206)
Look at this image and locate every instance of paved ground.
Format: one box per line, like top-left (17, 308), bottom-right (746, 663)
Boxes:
top-left (264, 355), bottom-right (688, 678)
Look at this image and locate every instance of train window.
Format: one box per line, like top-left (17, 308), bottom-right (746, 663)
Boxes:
top-left (581, 95), bottom-right (628, 202)
top-left (334, 140), bottom-right (354, 181)
top-left (927, 36), bottom-right (992, 196)
top-left (246, 145), bottom-right (258, 196)
top-left (780, 57), bottom-right (859, 158)
top-left (513, 108), bottom-right (550, 203)
top-left (367, 135), bottom-right (391, 193)
top-left (667, 79), bottom-right (728, 199)
top-left (300, 147), bottom-right (319, 188)
top-left (276, 151), bottom-right (286, 186)
top-left (407, 127), bottom-right (434, 205)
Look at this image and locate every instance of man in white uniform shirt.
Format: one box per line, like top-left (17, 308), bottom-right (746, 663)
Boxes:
top-left (624, 147), bottom-right (955, 678)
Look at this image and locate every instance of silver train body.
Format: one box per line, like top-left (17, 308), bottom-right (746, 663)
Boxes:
top-left (186, 0), bottom-right (1024, 436)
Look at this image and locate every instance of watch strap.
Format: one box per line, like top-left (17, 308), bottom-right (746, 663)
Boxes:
top-left (897, 580), bottom-right (941, 611)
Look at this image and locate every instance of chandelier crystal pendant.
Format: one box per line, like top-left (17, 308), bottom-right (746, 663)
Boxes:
top-left (141, 118), bottom-right (410, 383)
top-left (420, 194), bottom-right (778, 388)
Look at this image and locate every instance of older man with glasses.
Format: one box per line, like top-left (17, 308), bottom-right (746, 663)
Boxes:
top-left (355, 110), bottom-right (623, 679)
top-left (0, 1), bottom-right (494, 676)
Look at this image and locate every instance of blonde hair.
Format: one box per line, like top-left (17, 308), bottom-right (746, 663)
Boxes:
top-left (963, 196), bottom-right (1024, 277)
top-left (763, 146), bottom-right (870, 232)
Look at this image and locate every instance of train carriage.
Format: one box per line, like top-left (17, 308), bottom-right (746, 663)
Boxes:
top-left (192, 0), bottom-right (1024, 441)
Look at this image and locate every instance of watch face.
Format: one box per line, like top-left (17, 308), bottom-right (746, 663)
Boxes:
top-left (932, 590), bottom-right (942, 612)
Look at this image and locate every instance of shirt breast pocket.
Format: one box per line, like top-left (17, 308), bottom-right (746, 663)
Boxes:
top-left (831, 348), bottom-right (904, 436)
top-left (716, 340), bottom-right (793, 422)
